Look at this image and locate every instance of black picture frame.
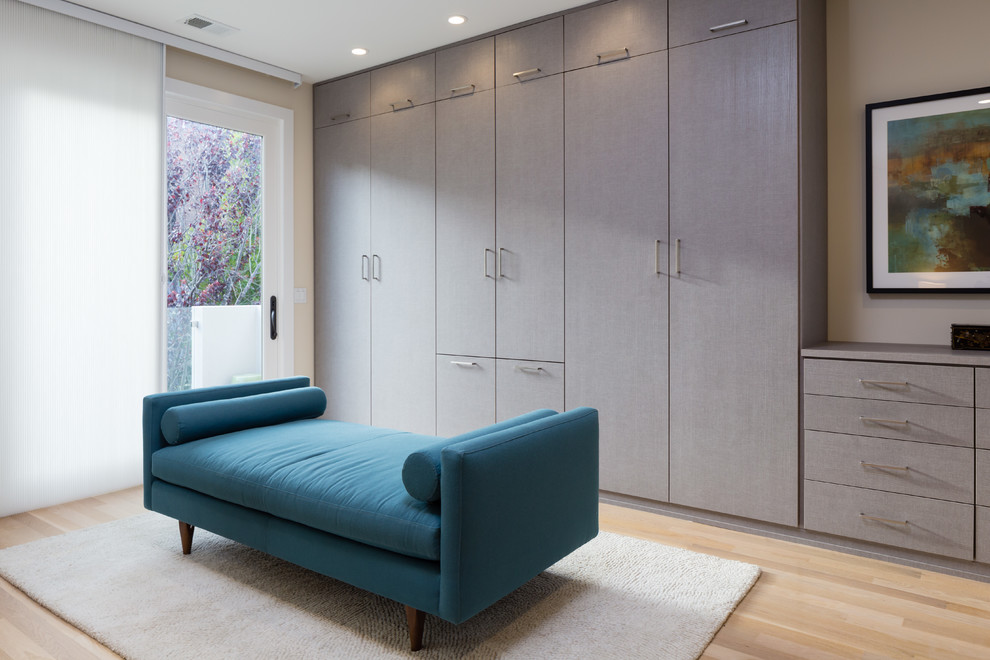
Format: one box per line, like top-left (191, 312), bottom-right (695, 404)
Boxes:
top-left (866, 85), bottom-right (990, 293)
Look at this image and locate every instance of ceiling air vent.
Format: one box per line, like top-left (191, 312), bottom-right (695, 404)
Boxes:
top-left (180, 14), bottom-right (238, 36)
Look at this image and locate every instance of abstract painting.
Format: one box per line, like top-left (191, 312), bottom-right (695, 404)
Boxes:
top-left (867, 86), bottom-right (990, 292)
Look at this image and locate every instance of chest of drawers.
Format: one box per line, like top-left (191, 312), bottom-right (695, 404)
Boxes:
top-left (803, 344), bottom-right (988, 563)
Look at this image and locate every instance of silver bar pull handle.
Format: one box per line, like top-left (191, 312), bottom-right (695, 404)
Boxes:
top-left (860, 461), bottom-right (910, 472)
top-left (451, 361), bottom-right (478, 367)
top-left (372, 254), bottom-right (382, 281)
top-left (515, 365), bottom-right (545, 374)
top-left (674, 238), bottom-right (681, 275)
top-left (655, 240), bottom-right (662, 275)
top-left (859, 379), bottom-right (909, 387)
top-left (497, 247), bottom-right (506, 279)
top-left (330, 113), bottom-right (351, 122)
top-left (362, 254), bottom-right (370, 281)
top-left (485, 248), bottom-right (495, 279)
top-left (596, 47), bottom-right (630, 64)
top-left (859, 417), bottom-right (909, 426)
top-left (450, 84), bottom-right (476, 97)
top-left (512, 68), bottom-right (542, 80)
top-left (390, 99), bottom-right (414, 111)
top-left (709, 19), bottom-right (748, 33)
top-left (860, 514), bottom-right (910, 526)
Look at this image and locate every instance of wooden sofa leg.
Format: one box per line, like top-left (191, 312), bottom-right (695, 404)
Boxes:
top-left (405, 605), bottom-right (425, 652)
top-left (179, 521), bottom-right (195, 555)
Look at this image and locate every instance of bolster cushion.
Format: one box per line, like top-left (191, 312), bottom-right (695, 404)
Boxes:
top-left (402, 409), bottom-right (558, 502)
top-left (160, 386), bottom-right (327, 445)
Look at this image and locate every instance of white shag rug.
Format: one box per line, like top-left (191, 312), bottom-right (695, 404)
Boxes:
top-left (0, 513), bottom-right (759, 659)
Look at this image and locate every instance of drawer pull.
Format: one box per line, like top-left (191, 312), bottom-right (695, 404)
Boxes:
top-left (450, 84), bottom-right (476, 97)
top-left (860, 461), bottom-right (910, 472)
top-left (596, 47), bottom-right (630, 64)
top-left (860, 513), bottom-right (910, 526)
top-left (451, 361), bottom-right (478, 367)
top-left (390, 99), bottom-right (415, 111)
top-left (512, 68), bottom-right (542, 80)
top-left (330, 113), bottom-right (351, 122)
top-left (858, 379), bottom-right (909, 388)
top-left (709, 19), bottom-right (749, 33)
top-left (859, 416), bottom-right (909, 426)
top-left (515, 365), bottom-right (546, 375)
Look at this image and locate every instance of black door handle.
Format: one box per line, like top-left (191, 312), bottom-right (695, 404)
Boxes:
top-left (270, 295), bottom-right (277, 340)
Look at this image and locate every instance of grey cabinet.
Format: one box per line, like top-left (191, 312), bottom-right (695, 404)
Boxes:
top-left (668, 0), bottom-right (796, 48)
top-left (496, 360), bottom-right (564, 422)
top-left (369, 104), bottom-right (436, 434)
top-left (436, 356), bottom-right (495, 437)
top-left (495, 75), bottom-right (564, 363)
top-left (314, 73), bottom-right (370, 128)
top-left (495, 18), bottom-right (563, 86)
top-left (369, 53), bottom-right (435, 115)
top-left (437, 38), bottom-right (494, 98)
top-left (668, 21), bottom-right (801, 525)
top-left (564, 0), bottom-right (667, 71)
top-left (314, 119), bottom-right (371, 424)
top-left (564, 50), bottom-right (669, 502)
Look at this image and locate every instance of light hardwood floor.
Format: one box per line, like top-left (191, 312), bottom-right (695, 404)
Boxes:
top-left (1, 488), bottom-right (988, 659)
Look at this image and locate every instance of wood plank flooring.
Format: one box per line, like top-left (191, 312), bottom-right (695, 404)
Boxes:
top-left (1, 489), bottom-right (987, 659)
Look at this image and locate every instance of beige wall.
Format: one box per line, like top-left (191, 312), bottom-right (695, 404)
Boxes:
top-left (826, 0), bottom-right (990, 345)
top-left (165, 48), bottom-right (314, 380)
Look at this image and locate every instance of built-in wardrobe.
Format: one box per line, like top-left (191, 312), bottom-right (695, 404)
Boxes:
top-left (314, 0), bottom-right (826, 526)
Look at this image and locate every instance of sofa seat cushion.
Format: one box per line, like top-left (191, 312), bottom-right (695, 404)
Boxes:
top-left (151, 419), bottom-right (443, 561)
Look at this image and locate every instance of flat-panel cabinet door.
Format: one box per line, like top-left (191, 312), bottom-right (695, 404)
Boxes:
top-left (668, 23), bottom-right (799, 526)
top-left (496, 360), bottom-right (564, 422)
top-left (314, 73), bottom-right (370, 128)
top-left (436, 89), bottom-right (495, 358)
top-left (370, 53), bottom-right (436, 115)
top-left (495, 75), bottom-right (564, 362)
top-left (565, 51), bottom-right (669, 502)
top-left (668, 0), bottom-right (796, 48)
top-left (314, 120), bottom-right (371, 424)
top-left (370, 105), bottom-right (437, 434)
top-left (437, 355), bottom-right (496, 437)
top-left (437, 38), bottom-right (495, 99)
top-left (564, 0), bottom-right (668, 71)
top-left (495, 18), bottom-right (563, 86)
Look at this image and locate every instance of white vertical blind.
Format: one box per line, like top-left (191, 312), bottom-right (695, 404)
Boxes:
top-left (0, 0), bottom-right (163, 516)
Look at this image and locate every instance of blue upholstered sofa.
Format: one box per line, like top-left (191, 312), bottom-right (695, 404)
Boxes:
top-left (143, 377), bottom-right (599, 650)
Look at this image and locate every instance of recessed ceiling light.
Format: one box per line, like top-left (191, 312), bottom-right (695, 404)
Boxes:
top-left (979, 99), bottom-right (990, 105)
top-left (448, 15), bottom-right (467, 25)
top-left (351, 47), bottom-right (368, 56)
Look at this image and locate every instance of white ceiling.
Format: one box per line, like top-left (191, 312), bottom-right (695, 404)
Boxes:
top-left (65, 0), bottom-right (593, 84)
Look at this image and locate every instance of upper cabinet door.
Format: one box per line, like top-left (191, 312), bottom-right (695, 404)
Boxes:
top-left (314, 73), bottom-right (370, 128)
top-left (495, 18), bottom-right (563, 87)
top-left (668, 0), bottom-right (795, 48)
top-left (370, 53), bottom-right (436, 115)
top-left (436, 37), bottom-right (495, 99)
top-left (564, 0), bottom-right (667, 71)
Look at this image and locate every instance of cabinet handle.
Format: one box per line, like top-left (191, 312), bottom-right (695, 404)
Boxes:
top-left (858, 379), bottom-right (909, 388)
top-left (372, 254), bottom-right (382, 281)
top-left (362, 254), bottom-right (370, 281)
top-left (859, 416), bottom-right (909, 425)
top-left (859, 513), bottom-right (910, 526)
top-left (709, 19), bottom-right (749, 33)
top-left (497, 247), bottom-right (506, 279)
top-left (515, 365), bottom-right (545, 374)
top-left (674, 238), bottom-right (682, 275)
top-left (390, 99), bottom-right (414, 111)
top-left (330, 113), bottom-right (351, 122)
top-left (484, 248), bottom-right (495, 279)
top-left (451, 361), bottom-right (478, 367)
top-left (860, 461), bottom-right (910, 472)
top-left (596, 47), bottom-right (630, 64)
top-left (655, 239), bottom-right (662, 275)
top-left (450, 84), bottom-right (476, 97)
top-left (512, 68), bottom-right (542, 80)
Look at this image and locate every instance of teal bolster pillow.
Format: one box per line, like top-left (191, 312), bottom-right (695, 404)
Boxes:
top-left (160, 387), bottom-right (327, 445)
top-left (402, 409), bottom-right (558, 502)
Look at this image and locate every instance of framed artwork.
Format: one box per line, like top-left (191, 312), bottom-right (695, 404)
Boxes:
top-left (866, 86), bottom-right (990, 293)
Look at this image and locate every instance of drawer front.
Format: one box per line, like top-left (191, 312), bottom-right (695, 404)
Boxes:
top-left (804, 358), bottom-right (973, 406)
top-left (314, 73), bottom-right (370, 127)
top-left (804, 481), bottom-right (974, 560)
top-left (563, 0), bottom-right (667, 71)
top-left (804, 395), bottom-right (973, 447)
top-left (979, 449), bottom-right (990, 507)
top-left (495, 18), bottom-right (563, 87)
top-left (978, 506), bottom-right (990, 563)
top-left (436, 38), bottom-right (495, 99)
top-left (436, 355), bottom-right (496, 438)
top-left (495, 359), bottom-right (564, 422)
top-left (977, 367), bottom-right (990, 409)
top-left (668, 0), bottom-right (795, 48)
top-left (370, 53), bottom-right (436, 115)
top-left (805, 431), bottom-right (974, 503)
